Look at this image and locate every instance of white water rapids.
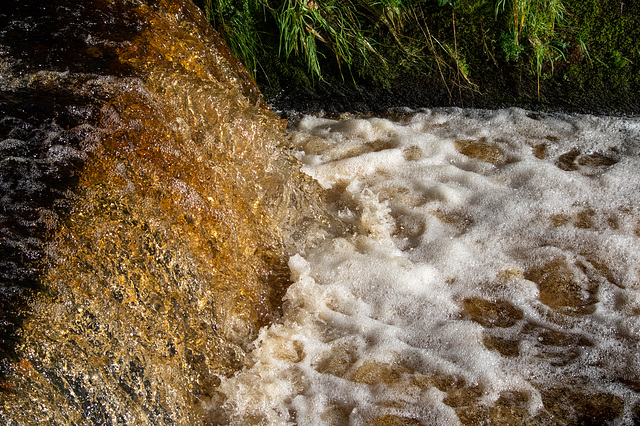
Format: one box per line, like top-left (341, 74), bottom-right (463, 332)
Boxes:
top-left (216, 107), bottom-right (640, 425)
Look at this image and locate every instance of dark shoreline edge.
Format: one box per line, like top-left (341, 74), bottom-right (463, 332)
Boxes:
top-left (263, 74), bottom-right (640, 120)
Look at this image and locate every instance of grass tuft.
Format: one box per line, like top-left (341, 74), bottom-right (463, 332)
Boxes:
top-left (196, 0), bottom-right (605, 104)
top-left (494, 0), bottom-right (567, 98)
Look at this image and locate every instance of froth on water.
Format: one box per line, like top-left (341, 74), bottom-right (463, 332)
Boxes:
top-left (218, 108), bottom-right (640, 425)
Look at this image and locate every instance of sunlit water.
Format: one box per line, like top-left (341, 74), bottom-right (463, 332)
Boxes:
top-left (2, 1), bottom-right (640, 424)
top-left (0, 1), bottom-right (334, 423)
top-left (218, 108), bottom-right (640, 425)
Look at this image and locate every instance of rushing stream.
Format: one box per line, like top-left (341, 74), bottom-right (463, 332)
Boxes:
top-left (218, 108), bottom-right (640, 425)
top-left (0, 0), bottom-right (334, 423)
top-left (0, 0), bottom-right (639, 425)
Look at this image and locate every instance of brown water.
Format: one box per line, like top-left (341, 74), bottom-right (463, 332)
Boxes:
top-left (0, 0), bottom-right (335, 423)
top-left (2, 1), bottom-right (638, 425)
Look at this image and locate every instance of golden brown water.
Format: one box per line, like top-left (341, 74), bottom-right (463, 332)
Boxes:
top-left (0, 0), bottom-right (335, 423)
top-left (2, 3), bottom-right (638, 424)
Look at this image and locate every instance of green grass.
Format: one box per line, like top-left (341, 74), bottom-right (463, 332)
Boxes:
top-left (198, 0), bottom-right (382, 80)
top-left (201, 0), bottom-right (265, 76)
top-left (273, 0), bottom-right (375, 79)
top-left (195, 0), bottom-right (639, 112)
top-left (199, 0), bottom-right (571, 83)
top-left (495, 0), bottom-right (566, 98)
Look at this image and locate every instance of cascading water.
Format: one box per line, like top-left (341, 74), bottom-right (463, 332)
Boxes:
top-left (1, 1), bottom-right (639, 425)
top-left (0, 0), bottom-right (336, 423)
top-left (219, 109), bottom-right (640, 425)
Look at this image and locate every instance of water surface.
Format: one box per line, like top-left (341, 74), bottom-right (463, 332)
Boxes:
top-left (219, 108), bottom-right (640, 425)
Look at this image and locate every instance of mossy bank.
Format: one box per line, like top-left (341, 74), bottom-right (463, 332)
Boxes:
top-left (197, 0), bottom-right (640, 116)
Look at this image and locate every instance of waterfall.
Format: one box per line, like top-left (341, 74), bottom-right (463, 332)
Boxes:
top-left (0, 0), bottom-right (336, 423)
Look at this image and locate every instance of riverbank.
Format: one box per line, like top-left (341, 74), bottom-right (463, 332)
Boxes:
top-left (198, 0), bottom-right (640, 117)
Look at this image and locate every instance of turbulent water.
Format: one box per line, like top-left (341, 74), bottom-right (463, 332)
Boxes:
top-left (0, 0), bottom-right (333, 423)
top-left (1, 0), bottom-right (639, 425)
top-left (218, 108), bottom-right (640, 425)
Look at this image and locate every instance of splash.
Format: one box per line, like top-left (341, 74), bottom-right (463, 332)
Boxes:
top-left (218, 109), bottom-right (640, 424)
top-left (0, 0), bottom-right (334, 423)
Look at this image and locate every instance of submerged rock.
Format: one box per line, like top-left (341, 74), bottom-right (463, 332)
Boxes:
top-left (0, 0), bottom-right (334, 423)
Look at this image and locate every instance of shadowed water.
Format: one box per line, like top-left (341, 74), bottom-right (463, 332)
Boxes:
top-left (0, 0), bottom-right (335, 423)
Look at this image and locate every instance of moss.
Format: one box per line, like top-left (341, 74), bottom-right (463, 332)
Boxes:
top-left (196, 0), bottom-right (640, 115)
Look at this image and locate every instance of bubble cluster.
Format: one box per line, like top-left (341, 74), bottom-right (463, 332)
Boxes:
top-left (219, 108), bottom-right (640, 425)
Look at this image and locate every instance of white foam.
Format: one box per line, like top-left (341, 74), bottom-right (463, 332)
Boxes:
top-left (217, 108), bottom-right (640, 424)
